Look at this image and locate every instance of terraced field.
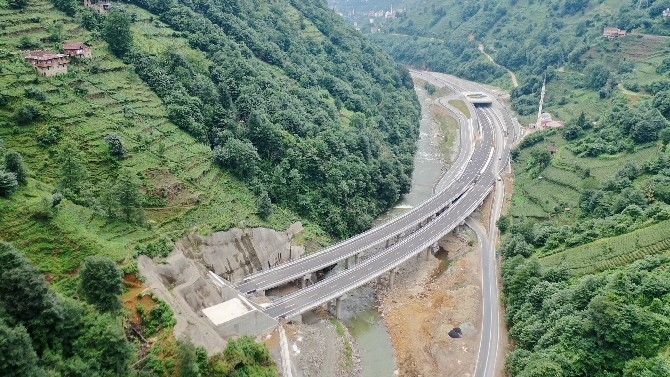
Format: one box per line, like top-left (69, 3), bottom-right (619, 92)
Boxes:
top-left (0, 0), bottom-right (328, 284)
top-left (540, 220), bottom-right (670, 275)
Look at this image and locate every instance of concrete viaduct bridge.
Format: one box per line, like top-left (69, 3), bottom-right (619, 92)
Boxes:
top-left (232, 89), bottom-right (513, 319)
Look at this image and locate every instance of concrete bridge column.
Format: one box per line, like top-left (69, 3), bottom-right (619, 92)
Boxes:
top-left (376, 275), bottom-right (382, 285)
top-left (433, 242), bottom-right (440, 254)
top-left (389, 267), bottom-right (397, 290)
top-left (354, 254), bottom-right (359, 265)
top-left (335, 297), bottom-right (343, 319)
top-left (301, 274), bottom-right (310, 289)
top-left (345, 257), bottom-right (350, 269)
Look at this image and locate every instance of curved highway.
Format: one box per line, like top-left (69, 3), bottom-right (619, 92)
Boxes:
top-left (236, 102), bottom-right (487, 293)
top-left (263, 101), bottom-right (503, 318)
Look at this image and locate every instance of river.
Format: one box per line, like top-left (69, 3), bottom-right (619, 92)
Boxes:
top-left (343, 82), bottom-right (452, 377)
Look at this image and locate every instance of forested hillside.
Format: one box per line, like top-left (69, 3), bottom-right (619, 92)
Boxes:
top-left (123, 0), bottom-right (421, 238)
top-left (494, 54), bottom-right (670, 377)
top-left (373, 0), bottom-right (670, 116)
top-left (0, 0), bottom-right (420, 374)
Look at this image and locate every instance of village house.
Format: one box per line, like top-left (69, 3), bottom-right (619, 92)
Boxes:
top-left (603, 27), bottom-right (627, 38)
top-left (63, 41), bottom-right (92, 58)
top-left (25, 51), bottom-right (69, 76)
top-left (83, 0), bottom-right (111, 13)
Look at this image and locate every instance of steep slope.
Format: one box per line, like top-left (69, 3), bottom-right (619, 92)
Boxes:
top-left (1, 0), bottom-right (420, 286)
top-left (0, 0), bottom-right (420, 374)
top-left (0, 0), bottom-right (338, 288)
top-left (373, 0), bottom-right (670, 115)
top-left (123, 0), bottom-right (421, 238)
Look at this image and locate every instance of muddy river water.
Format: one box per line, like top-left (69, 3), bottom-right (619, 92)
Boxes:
top-left (343, 84), bottom-right (451, 377)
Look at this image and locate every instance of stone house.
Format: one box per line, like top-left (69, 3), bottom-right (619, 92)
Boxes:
top-left (84, 0), bottom-right (111, 13)
top-left (603, 27), bottom-right (627, 38)
top-left (63, 41), bottom-right (92, 58)
top-left (25, 51), bottom-right (70, 76)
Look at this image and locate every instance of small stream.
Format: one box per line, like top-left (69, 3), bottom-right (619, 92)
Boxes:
top-left (343, 84), bottom-right (451, 377)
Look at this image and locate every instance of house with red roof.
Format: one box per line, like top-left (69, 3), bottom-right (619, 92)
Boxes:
top-left (63, 41), bottom-right (92, 58)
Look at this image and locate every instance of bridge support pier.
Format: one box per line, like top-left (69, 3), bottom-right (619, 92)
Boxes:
top-left (301, 274), bottom-right (310, 289)
top-left (345, 257), bottom-right (350, 269)
top-left (354, 254), bottom-right (359, 265)
top-left (335, 297), bottom-right (342, 319)
top-left (389, 267), bottom-right (397, 290)
top-left (376, 275), bottom-right (382, 285)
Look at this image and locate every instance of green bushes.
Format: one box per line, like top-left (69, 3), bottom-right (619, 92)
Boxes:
top-left (0, 243), bottom-right (135, 376)
top-left (13, 103), bottom-right (41, 125)
top-left (503, 254), bottom-right (670, 376)
top-left (208, 336), bottom-right (278, 377)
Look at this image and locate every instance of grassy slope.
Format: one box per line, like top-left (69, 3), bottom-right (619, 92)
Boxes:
top-left (0, 0), bottom-right (330, 287)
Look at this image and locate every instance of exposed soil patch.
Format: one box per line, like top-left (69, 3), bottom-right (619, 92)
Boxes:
top-left (379, 226), bottom-right (482, 377)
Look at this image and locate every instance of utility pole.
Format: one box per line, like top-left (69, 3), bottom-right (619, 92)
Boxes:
top-left (536, 74), bottom-right (546, 129)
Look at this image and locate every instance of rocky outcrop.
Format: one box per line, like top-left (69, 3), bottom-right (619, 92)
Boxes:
top-left (138, 222), bottom-right (304, 354)
top-left (175, 223), bottom-right (305, 284)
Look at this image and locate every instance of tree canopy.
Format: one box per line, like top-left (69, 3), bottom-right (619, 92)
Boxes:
top-left (79, 255), bottom-right (124, 312)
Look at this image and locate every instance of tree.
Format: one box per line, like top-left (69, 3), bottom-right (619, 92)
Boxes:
top-left (104, 134), bottom-right (127, 159)
top-left (652, 90), bottom-right (670, 119)
top-left (0, 242), bottom-right (65, 353)
top-left (74, 313), bottom-right (134, 375)
top-left (496, 215), bottom-right (510, 233)
top-left (0, 171), bottom-right (18, 197)
top-left (208, 336), bottom-right (277, 376)
top-left (177, 340), bottom-right (201, 377)
top-left (52, 0), bottom-right (78, 16)
top-left (114, 169), bottom-right (143, 222)
top-left (660, 128), bottom-right (670, 146)
top-left (585, 63), bottom-right (611, 90)
top-left (13, 103), bottom-right (40, 125)
top-left (79, 255), bottom-right (123, 312)
top-left (0, 322), bottom-right (45, 377)
top-left (624, 357), bottom-right (670, 377)
top-left (563, 124), bottom-right (582, 140)
top-left (258, 191), bottom-right (273, 219)
top-left (102, 10), bottom-right (133, 57)
top-left (46, 22), bottom-right (64, 42)
top-left (213, 138), bottom-right (261, 180)
top-left (247, 111), bottom-right (284, 161)
top-left (58, 140), bottom-right (91, 202)
top-left (8, 0), bottom-right (28, 9)
top-left (5, 151), bottom-right (27, 185)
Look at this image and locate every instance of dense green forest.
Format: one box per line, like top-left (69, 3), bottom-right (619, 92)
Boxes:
top-left (372, 0), bottom-right (670, 116)
top-left (0, 0), bottom-right (420, 374)
top-left (498, 92), bottom-right (670, 375)
top-left (118, 0), bottom-right (420, 238)
top-left (0, 240), bottom-right (278, 376)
